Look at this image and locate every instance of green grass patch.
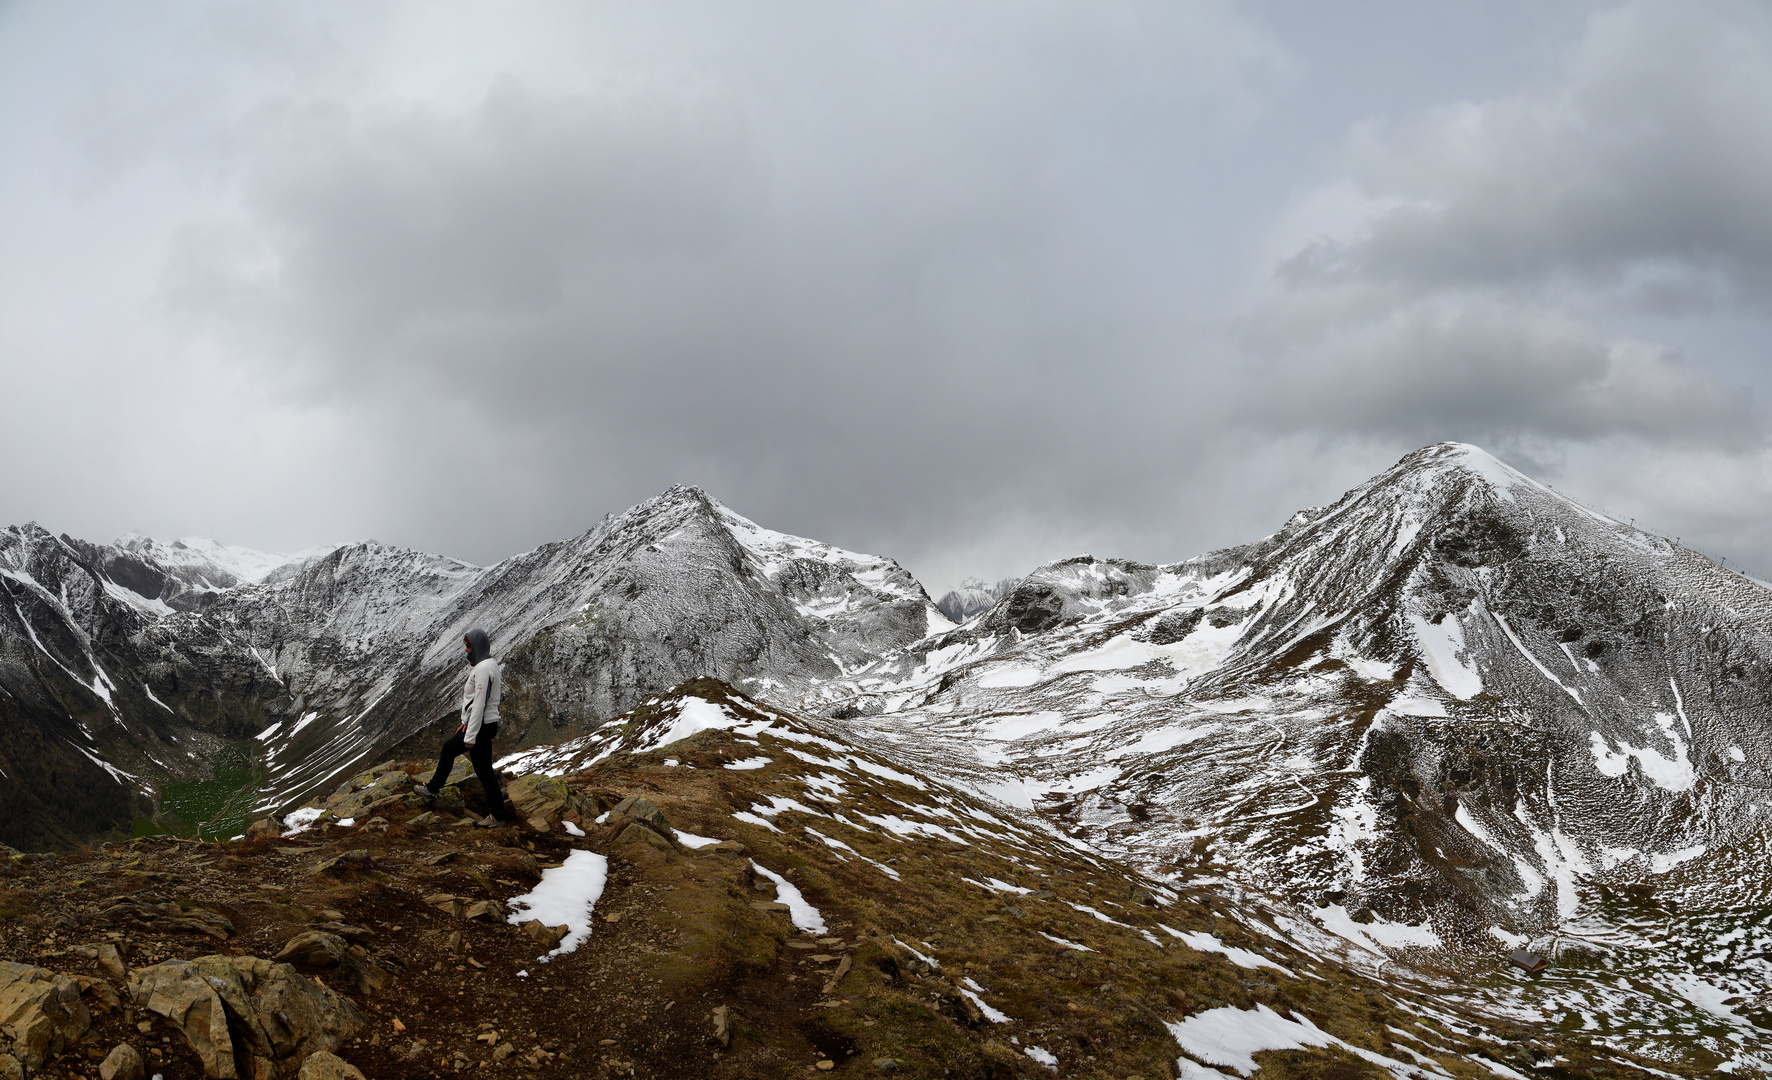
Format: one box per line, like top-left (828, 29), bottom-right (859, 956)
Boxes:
top-left (156, 743), bottom-right (261, 840)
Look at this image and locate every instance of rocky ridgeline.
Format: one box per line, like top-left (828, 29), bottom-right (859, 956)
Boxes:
top-left (0, 680), bottom-right (1713, 1079)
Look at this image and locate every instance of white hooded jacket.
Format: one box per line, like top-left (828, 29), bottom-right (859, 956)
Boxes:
top-left (461, 658), bottom-right (502, 744)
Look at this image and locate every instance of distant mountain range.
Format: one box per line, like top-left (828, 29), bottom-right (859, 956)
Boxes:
top-left (934, 576), bottom-right (1020, 624)
top-left (6, 443), bottom-right (1772, 975)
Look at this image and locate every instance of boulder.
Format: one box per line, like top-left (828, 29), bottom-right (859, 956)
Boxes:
top-left (505, 775), bottom-right (588, 828)
top-left (296, 1050), bottom-right (366, 1080)
top-left (609, 795), bottom-right (671, 833)
top-left (95, 943), bottom-right (128, 982)
top-left (309, 850), bottom-right (374, 877)
top-left (463, 900), bottom-right (505, 922)
top-left (273, 933), bottom-right (388, 997)
top-left (319, 763), bottom-right (413, 819)
top-left (128, 955), bottom-right (363, 1079)
top-left (618, 823), bottom-right (677, 853)
top-left (99, 1042), bottom-right (145, 1080)
top-left (431, 785), bottom-right (467, 815)
top-left (244, 818), bottom-right (282, 842)
top-left (0, 962), bottom-right (90, 1072)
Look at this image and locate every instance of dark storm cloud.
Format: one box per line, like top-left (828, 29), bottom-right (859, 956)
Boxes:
top-left (163, 3), bottom-right (1287, 574)
top-left (1241, 0), bottom-right (1771, 455)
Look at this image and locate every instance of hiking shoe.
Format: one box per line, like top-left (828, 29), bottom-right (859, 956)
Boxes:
top-left (412, 783), bottom-right (434, 800)
top-left (475, 814), bottom-right (502, 828)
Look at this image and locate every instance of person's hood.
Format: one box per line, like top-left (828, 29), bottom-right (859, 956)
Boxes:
top-left (465, 628), bottom-right (493, 665)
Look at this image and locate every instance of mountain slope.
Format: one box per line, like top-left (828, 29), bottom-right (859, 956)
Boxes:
top-left (807, 444), bottom-right (1772, 953)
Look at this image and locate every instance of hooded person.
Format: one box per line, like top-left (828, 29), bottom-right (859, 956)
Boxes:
top-left (415, 627), bottom-right (509, 826)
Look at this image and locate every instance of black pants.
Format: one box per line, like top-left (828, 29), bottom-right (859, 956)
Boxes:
top-left (427, 720), bottom-right (505, 819)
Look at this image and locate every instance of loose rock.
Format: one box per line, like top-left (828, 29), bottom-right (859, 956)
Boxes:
top-left (98, 1042), bottom-right (145, 1080)
top-left (296, 1050), bottom-right (366, 1080)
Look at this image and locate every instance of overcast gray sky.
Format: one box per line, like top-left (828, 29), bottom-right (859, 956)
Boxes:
top-left (4, 0), bottom-right (1771, 593)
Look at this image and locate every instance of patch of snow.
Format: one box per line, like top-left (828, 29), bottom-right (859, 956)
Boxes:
top-left (1407, 614), bottom-right (1483, 700)
top-left (1169, 1004), bottom-right (1428, 1080)
top-left (956, 977), bottom-right (1011, 1023)
top-left (1487, 926), bottom-right (1529, 949)
top-left (724, 756), bottom-right (772, 770)
top-left (751, 861), bottom-right (826, 933)
top-left (978, 666), bottom-right (1043, 689)
top-left (562, 821), bottom-right (585, 837)
top-left (1039, 932), bottom-right (1091, 952)
top-left (1167, 1004), bottom-right (1338, 1077)
top-left (733, 811), bottom-right (780, 832)
top-left (1649, 845), bottom-right (1706, 874)
top-left (1586, 714), bottom-right (1694, 793)
top-left (674, 830), bottom-right (722, 849)
top-left (644, 697), bottom-right (742, 749)
top-left (505, 849), bottom-right (610, 957)
top-left (76, 747), bottom-right (137, 785)
top-left (1312, 905), bottom-right (1439, 954)
top-left (1163, 927), bottom-right (1295, 977)
top-left (1490, 610), bottom-right (1581, 704)
top-left (1471, 1056), bottom-right (1531, 1080)
top-left (281, 807), bottom-right (327, 836)
top-left (1388, 697), bottom-right (1448, 718)
top-left (1023, 1046), bottom-right (1057, 1070)
top-left (848, 755), bottom-right (927, 789)
top-left (806, 828), bottom-right (899, 879)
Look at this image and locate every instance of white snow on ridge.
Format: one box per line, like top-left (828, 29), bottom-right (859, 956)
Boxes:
top-left (644, 697), bottom-right (752, 748)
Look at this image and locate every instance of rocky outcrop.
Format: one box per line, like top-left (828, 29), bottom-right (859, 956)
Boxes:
top-left (128, 956), bottom-right (363, 1079)
top-left (98, 899), bottom-right (235, 940)
top-left (0, 962), bottom-right (89, 1073)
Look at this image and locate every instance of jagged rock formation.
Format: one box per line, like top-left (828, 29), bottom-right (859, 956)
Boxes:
top-left (11, 443), bottom-right (1772, 1019)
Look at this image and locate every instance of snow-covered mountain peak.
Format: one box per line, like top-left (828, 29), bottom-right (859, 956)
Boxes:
top-left (114, 532), bottom-right (339, 589)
